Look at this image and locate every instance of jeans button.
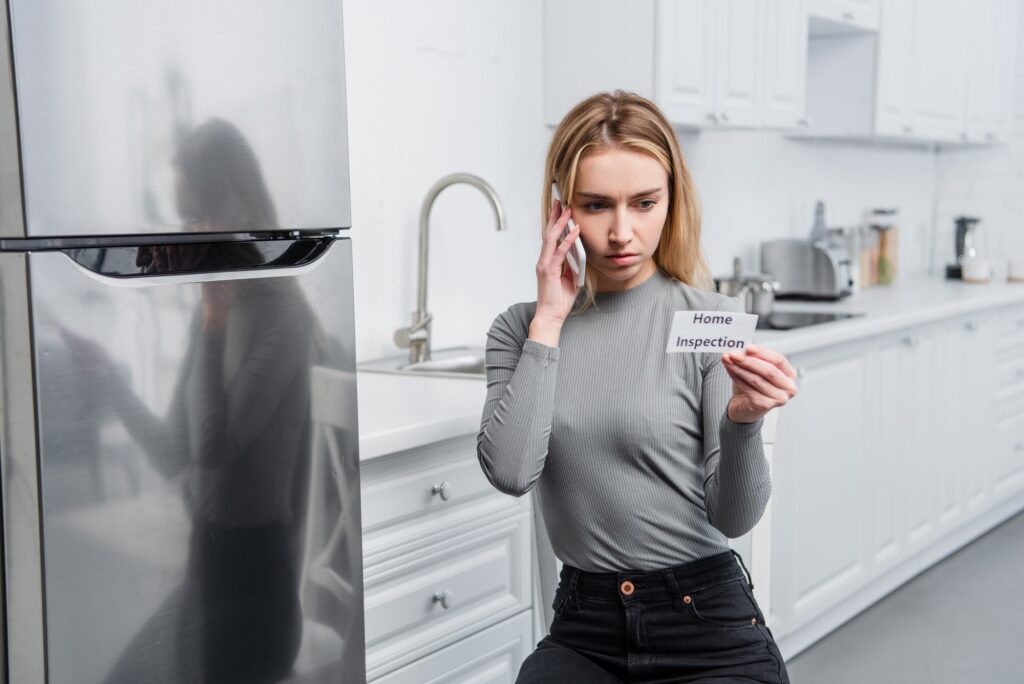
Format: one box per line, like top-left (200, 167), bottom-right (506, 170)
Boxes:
top-left (620, 580), bottom-right (635, 596)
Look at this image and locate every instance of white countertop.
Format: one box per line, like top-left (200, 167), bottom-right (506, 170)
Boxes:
top-left (357, 370), bottom-right (485, 461)
top-left (357, 274), bottom-right (1024, 460)
top-left (754, 273), bottom-right (1024, 354)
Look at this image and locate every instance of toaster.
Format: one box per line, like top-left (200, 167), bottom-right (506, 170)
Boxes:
top-left (760, 239), bottom-right (854, 301)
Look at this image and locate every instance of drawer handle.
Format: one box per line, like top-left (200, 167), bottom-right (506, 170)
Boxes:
top-left (433, 589), bottom-right (454, 610)
top-left (431, 481), bottom-right (453, 501)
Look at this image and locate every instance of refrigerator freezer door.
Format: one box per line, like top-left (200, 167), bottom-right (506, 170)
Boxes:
top-left (6, 0), bottom-right (350, 238)
top-left (15, 238), bottom-right (363, 683)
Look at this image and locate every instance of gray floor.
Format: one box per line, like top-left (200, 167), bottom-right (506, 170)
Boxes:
top-left (785, 510), bottom-right (1024, 684)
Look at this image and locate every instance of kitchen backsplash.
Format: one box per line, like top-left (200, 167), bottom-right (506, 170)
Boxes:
top-left (344, 0), bottom-right (1024, 363)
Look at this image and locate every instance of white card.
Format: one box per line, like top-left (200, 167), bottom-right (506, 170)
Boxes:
top-left (665, 310), bottom-right (759, 354)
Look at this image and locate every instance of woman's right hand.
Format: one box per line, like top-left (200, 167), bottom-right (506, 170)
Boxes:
top-left (529, 200), bottom-right (582, 346)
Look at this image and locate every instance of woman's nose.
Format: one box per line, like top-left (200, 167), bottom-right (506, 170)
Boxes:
top-left (609, 207), bottom-right (633, 244)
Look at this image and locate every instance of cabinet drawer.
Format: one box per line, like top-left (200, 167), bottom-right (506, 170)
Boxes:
top-left (993, 409), bottom-right (1024, 497)
top-left (993, 309), bottom-right (1024, 357)
top-left (364, 509), bottom-right (532, 680)
top-left (371, 610), bottom-right (533, 684)
top-left (362, 435), bottom-right (496, 532)
top-left (994, 354), bottom-right (1024, 406)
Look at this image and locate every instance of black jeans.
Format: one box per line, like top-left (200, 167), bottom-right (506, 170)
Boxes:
top-left (517, 550), bottom-right (790, 684)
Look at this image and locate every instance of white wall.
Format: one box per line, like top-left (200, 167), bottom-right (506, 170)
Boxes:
top-left (344, 1), bottom-right (1012, 363)
top-left (344, 0), bottom-right (546, 362)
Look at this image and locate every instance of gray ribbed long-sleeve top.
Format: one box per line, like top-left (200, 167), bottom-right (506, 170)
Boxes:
top-left (477, 267), bottom-right (770, 572)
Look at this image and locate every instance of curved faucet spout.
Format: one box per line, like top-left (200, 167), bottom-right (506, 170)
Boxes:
top-left (397, 173), bottom-right (507, 365)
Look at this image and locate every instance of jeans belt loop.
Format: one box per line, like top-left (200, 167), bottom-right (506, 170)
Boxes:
top-left (731, 549), bottom-right (754, 590)
top-left (566, 566), bottom-right (581, 610)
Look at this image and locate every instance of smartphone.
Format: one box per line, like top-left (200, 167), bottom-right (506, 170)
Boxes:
top-left (551, 182), bottom-right (586, 287)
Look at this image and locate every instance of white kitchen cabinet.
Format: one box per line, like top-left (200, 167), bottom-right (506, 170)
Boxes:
top-left (653, 0), bottom-right (718, 127)
top-left (808, 0), bottom-right (880, 32)
top-left (991, 306), bottom-right (1024, 501)
top-left (655, 0), bottom-right (766, 128)
top-left (762, 0), bottom-right (810, 128)
top-left (769, 308), bottom-right (1023, 654)
top-left (804, 0), bottom-right (1015, 145)
top-left (544, 0), bottom-right (809, 130)
top-left (873, 0), bottom-right (916, 137)
top-left (908, 0), bottom-right (969, 142)
top-left (373, 611), bottom-right (533, 684)
top-left (361, 436), bottom-right (533, 681)
top-left (959, 0), bottom-right (1019, 143)
top-left (769, 341), bottom-right (871, 637)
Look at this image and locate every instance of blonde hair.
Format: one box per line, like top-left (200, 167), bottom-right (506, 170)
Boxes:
top-left (543, 90), bottom-right (712, 313)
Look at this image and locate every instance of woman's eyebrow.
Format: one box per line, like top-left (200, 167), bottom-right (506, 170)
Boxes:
top-left (576, 187), bottom-right (664, 200)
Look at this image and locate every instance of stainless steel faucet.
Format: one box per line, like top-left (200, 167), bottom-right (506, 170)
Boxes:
top-left (394, 173), bottom-right (507, 365)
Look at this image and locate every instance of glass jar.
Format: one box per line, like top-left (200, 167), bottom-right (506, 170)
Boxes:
top-left (868, 208), bottom-right (899, 285)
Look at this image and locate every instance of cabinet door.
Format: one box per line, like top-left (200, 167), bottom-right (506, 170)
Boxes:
top-left (867, 334), bottom-right (913, 574)
top-left (762, 0), bottom-right (809, 128)
top-left (655, 0), bottom-right (717, 126)
top-left (808, 0), bottom-right (881, 30)
top-left (989, 0), bottom-right (1019, 142)
top-left (963, 0), bottom-right (998, 142)
top-left (909, 0), bottom-right (970, 141)
top-left (874, 0), bottom-right (917, 137)
top-left (991, 306), bottom-right (1024, 500)
top-left (770, 344), bottom-right (870, 638)
top-left (714, 0), bottom-right (765, 127)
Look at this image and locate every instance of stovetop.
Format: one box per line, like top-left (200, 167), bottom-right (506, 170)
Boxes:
top-left (755, 310), bottom-right (865, 331)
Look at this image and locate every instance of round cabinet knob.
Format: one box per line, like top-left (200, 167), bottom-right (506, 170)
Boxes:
top-left (964, 320), bottom-right (978, 332)
top-left (1016, 369), bottom-right (1024, 382)
top-left (1015, 442), bottom-right (1024, 453)
top-left (433, 589), bottom-right (454, 610)
top-left (431, 481), bottom-right (453, 501)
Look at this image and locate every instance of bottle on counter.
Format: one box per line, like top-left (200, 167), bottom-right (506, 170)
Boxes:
top-left (857, 225), bottom-right (878, 288)
top-left (868, 208), bottom-right (898, 285)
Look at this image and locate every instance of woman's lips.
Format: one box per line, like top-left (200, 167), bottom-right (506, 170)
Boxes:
top-left (608, 253), bottom-right (640, 266)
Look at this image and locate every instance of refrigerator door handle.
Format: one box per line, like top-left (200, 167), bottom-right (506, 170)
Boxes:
top-left (59, 237), bottom-right (337, 287)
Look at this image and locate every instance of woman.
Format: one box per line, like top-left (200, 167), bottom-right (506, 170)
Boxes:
top-left (477, 91), bottom-right (797, 683)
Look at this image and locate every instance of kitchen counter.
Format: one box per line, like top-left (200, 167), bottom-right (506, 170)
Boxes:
top-left (357, 370), bottom-right (485, 461)
top-left (755, 273), bottom-right (1024, 355)
top-left (357, 274), bottom-right (1024, 460)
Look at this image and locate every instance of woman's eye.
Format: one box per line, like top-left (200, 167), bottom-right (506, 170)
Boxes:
top-left (583, 202), bottom-right (605, 212)
top-left (637, 199), bottom-right (657, 210)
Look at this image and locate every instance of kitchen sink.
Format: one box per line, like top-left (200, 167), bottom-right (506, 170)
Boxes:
top-left (358, 346), bottom-right (487, 379)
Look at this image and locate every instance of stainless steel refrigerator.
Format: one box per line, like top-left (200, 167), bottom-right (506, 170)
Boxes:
top-left (0, 1), bottom-right (364, 681)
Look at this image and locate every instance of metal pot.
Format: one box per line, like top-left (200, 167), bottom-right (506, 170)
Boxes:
top-left (713, 257), bottom-right (779, 316)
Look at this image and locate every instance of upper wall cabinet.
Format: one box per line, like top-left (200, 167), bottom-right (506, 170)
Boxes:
top-left (543, 0), bottom-right (809, 130)
top-left (803, 0), bottom-right (1017, 145)
top-left (808, 0), bottom-right (880, 33)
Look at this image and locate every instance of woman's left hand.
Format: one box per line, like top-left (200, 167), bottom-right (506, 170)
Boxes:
top-left (721, 344), bottom-right (798, 424)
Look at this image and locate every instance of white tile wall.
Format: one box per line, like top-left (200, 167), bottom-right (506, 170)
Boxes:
top-left (344, 1), bottom-right (1020, 363)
